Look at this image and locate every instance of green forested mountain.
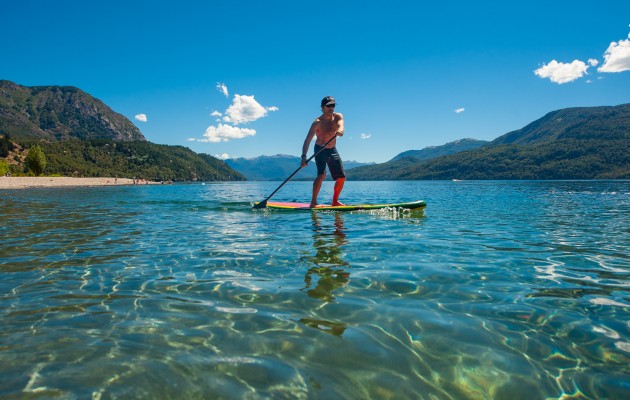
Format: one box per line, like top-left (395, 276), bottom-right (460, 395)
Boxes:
top-left (348, 103), bottom-right (630, 180)
top-left (35, 139), bottom-right (244, 181)
top-left (0, 80), bottom-right (145, 141)
top-left (0, 80), bottom-right (244, 181)
top-left (492, 104), bottom-right (630, 145)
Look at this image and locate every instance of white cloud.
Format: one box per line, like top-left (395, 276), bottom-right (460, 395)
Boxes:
top-left (360, 133), bottom-right (372, 139)
top-left (588, 59), bottom-right (599, 67)
top-left (534, 60), bottom-right (590, 84)
top-left (197, 123), bottom-right (256, 143)
top-left (191, 87), bottom-right (278, 144)
top-left (216, 82), bottom-right (229, 97)
top-left (454, 108), bottom-right (465, 114)
top-left (215, 153), bottom-right (231, 160)
top-left (598, 36), bottom-right (630, 73)
top-left (223, 94), bottom-right (278, 125)
top-left (134, 114), bottom-right (148, 122)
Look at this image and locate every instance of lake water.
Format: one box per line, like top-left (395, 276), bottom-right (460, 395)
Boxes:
top-left (1, 180), bottom-right (629, 399)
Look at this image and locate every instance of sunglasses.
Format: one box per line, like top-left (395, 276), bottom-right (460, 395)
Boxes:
top-left (325, 104), bottom-right (336, 108)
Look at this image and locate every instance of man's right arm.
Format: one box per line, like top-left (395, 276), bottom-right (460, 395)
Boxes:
top-left (301, 122), bottom-right (317, 166)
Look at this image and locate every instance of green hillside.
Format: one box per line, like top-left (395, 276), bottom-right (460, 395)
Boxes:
top-left (5, 138), bottom-right (245, 181)
top-left (0, 80), bottom-right (244, 181)
top-left (492, 104), bottom-right (630, 145)
top-left (349, 103), bottom-right (630, 180)
top-left (0, 80), bottom-right (145, 141)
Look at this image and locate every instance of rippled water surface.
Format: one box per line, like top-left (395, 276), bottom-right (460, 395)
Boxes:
top-left (1, 180), bottom-right (629, 399)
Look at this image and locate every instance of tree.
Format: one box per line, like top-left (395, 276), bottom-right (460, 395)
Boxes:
top-left (0, 159), bottom-right (9, 176)
top-left (0, 134), bottom-right (14, 157)
top-left (25, 145), bottom-right (47, 175)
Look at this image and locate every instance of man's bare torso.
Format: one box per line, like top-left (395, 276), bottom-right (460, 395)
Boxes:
top-left (313, 113), bottom-right (342, 147)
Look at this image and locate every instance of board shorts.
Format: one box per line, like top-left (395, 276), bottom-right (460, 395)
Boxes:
top-left (314, 144), bottom-right (346, 180)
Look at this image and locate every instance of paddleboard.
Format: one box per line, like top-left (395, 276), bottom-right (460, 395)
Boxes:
top-left (258, 200), bottom-right (426, 211)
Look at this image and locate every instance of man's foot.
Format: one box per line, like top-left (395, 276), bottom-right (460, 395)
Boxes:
top-left (331, 201), bottom-right (346, 206)
top-left (309, 203), bottom-right (318, 208)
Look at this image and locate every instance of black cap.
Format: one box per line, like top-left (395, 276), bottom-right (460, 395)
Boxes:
top-left (321, 96), bottom-right (336, 107)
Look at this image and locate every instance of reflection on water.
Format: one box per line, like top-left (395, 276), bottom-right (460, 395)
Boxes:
top-left (303, 213), bottom-right (350, 302)
top-left (1, 181), bottom-right (629, 399)
top-left (299, 213), bottom-right (350, 337)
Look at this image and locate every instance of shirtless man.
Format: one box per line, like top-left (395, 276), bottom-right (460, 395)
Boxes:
top-left (301, 96), bottom-right (346, 208)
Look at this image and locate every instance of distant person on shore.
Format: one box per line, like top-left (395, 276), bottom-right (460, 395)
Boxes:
top-left (301, 96), bottom-right (346, 208)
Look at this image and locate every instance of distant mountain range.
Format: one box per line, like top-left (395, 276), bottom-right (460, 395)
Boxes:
top-left (348, 103), bottom-right (630, 180)
top-left (390, 138), bottom-right (488, 162)
top-left (225, 155), bottom-right (374, 180)
top-left (0, 80), bottom-right (243, 181)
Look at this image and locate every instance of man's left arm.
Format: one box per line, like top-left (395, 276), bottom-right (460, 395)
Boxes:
top-left (336, 113), bottom-right (344, 136)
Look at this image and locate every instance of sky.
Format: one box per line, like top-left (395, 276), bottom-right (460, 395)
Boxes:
top-left (2, 0), bottom-right (630, 163)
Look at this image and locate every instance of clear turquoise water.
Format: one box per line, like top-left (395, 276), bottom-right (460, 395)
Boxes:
top-left (1, 180), bottom-right (629, 399)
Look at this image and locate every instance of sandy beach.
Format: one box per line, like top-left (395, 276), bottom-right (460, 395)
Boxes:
top-left (0, 176), bottom-right (158, 189)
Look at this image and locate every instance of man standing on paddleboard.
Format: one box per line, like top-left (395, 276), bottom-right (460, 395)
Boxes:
top-left (301, 96), bottom-right (346, 208)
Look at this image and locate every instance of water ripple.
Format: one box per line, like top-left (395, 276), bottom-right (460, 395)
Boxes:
top-left (1, 181), bottom-right (629, 398)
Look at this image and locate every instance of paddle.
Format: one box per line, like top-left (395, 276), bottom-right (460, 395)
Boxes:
top-left (253, 135), bottom-right (338, 209)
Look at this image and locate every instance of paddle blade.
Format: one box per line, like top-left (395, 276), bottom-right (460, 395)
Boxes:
top-left (252, 200), bottom-right (267, 209)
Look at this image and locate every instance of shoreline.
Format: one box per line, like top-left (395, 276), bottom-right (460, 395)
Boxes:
top-left (0, 176), bottom-right (160, 189)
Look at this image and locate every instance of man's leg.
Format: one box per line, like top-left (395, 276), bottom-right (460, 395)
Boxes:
top-left (311, 173), bottom-right (326, 207)
top-left (332, 177), bottom-right (346, 206)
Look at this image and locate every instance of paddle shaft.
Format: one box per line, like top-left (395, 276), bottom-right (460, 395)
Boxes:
top-left (254, 135), bottom-right (337, 208)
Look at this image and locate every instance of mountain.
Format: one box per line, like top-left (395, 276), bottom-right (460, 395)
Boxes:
top-left (0, 80), bottom-right (244, 181)
top-left (348, 103), bottom-right (630, 180)
top-left (0, 80), bottom-right (145, 141)
top-left (36, 139), bottom-right (244, 181)
top-left (492, 104), bottom-right (630, 145)
top-left (226, 154), bottom-right (374, 180)
top-left (344, 138), bottom-right (492, 180)
top-left (391, 138), bottom-right (488, 161)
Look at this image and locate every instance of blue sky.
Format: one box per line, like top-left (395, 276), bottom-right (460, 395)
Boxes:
top-left (2, 1), bottom-right (630, 163)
